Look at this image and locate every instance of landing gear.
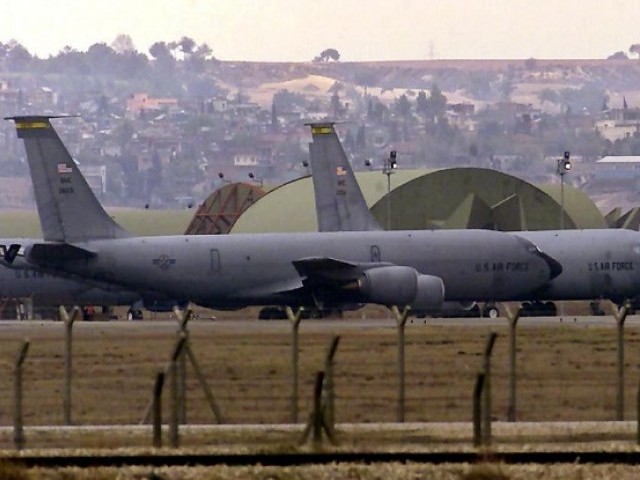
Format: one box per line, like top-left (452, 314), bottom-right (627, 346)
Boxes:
top-left (127, 308), bottom-right (143, 321)
top-left (482, 303), bottom-right (500, 318)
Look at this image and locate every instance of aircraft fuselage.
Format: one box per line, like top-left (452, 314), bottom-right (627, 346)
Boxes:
top-left (30, 229), bottom-right (558, 309)
top-left (0, 237), bottom-right (139, 306)
top-left (520, 229), bottom-right (640, 302)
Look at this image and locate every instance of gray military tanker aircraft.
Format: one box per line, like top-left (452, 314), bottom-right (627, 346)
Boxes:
top-left (0, 240), bottom-right (179, 319)
top-left (0, 240), bottom-right (139, 318)
top-left (3, 116), bottom-right (561, 313)
top-left (308, 122), bottom-right (640, 316)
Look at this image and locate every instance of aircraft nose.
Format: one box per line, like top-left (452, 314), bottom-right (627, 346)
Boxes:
top-left (512, 234), bottom-right (563, 280)
top-left (535, 249), bottom-right (563, 280)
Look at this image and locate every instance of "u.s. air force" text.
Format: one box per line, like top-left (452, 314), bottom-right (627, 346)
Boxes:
top-left (588, 261), bottom-right (634, 272)
top-left (475, 262), bottom-right (529, 273)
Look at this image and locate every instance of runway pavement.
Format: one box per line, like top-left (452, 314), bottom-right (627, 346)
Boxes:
top-left (0, 313), bottom-right (638, 335)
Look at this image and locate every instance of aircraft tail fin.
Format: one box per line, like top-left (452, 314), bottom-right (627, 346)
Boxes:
top-left (6, 116), bottom-right (132, 242)
top-left (307, 122), bottom-right (382, 232)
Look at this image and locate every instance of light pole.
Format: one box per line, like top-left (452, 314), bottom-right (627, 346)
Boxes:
top-left (556, 151), bottom-right (571, 230)
top-left (382, 150), bottom-right (397, 230)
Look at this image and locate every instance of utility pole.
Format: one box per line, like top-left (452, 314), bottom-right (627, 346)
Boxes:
top-left (382, 150), bottom-right (397, 230)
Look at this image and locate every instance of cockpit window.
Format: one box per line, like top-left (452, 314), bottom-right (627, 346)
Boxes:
top-left (512, 234), bottom-right (541, 253)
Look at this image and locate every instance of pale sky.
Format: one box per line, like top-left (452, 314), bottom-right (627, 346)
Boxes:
top-left (1, 0), bottom-right (639, 61)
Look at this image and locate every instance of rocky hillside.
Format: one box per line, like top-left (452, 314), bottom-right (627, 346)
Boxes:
top-left (213, 58), bottom-right (640, 109)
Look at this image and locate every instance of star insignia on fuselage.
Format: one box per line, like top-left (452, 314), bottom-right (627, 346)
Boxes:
top-left (152, 254), bottom-right (176, 270)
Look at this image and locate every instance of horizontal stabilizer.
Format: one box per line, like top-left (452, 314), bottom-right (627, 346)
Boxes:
top-left (0, 243), bottom-right (21, 264)
top-left (25, 242), bottom-right (96, 266)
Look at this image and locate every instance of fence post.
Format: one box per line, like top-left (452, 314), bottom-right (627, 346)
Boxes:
top-left (312, 371), bottom-right (324, 444)
top-left (174, 306), bottom-right (192, 425)
top-left (614, 303), bottom-right (628, 420)
top-left (637, 379), bottom-right (640, 445)
top-left (391, 305), bottom-right (410, 423)
top-left (323, 335), bottom-right (340, 432)
top-left (505, 305), bottom-right (521, 422)
top-left (152, 371), bottom-right (165, 448)
top-left (286, 306), bottom-right (303, 423)
top-left (482, 332), bottom-right (498, 446)
top-left (169, 335), bottom-right (187, 448)
top-left (13, 340), bottom-right (30, 450)
top-left (300, 371), bottom-right (335, 446)
top-left (60, 306), bottom-right (81, 426)
top-left (473, 372), bottom-right (485, 447)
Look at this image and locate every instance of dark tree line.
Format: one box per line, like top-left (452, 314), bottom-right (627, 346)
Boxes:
top-left (0, 35), bottom-right (216, 77)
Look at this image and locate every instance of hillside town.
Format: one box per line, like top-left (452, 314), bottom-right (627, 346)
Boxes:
top-left (2, 38), bottom-right (640, 211)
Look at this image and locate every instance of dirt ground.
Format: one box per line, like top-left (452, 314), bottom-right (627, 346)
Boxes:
top-left (1, 309), bottom-right (640, 477)
top-left (0, 307), bottom-right (637, 431)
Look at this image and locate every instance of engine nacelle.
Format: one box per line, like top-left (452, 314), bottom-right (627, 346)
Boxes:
top-left (357, 266), bottom-right (445, 311)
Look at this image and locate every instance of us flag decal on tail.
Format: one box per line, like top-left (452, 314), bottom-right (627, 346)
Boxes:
top-left (57, 163), bottom-right (72, 174)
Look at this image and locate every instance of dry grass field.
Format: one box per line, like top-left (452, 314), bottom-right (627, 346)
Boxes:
top-left (1, 309), bottom-right (640, 478)
top-left (0, 309), bottom-right (638, 435)
top-left (0, 208), bottom-right (193, 237)
top-left (6, 460), bottom-right (640, 480)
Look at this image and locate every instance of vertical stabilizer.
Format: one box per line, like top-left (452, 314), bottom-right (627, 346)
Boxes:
top-left (6, 116), bottom-right (131, 242)
top-left (307, 123), bottom-right (382, 231)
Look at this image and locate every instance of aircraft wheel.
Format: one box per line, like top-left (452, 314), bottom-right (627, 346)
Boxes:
top-left (483, 304), bottom-right (500, 318)
top-left (127, 308), bottom-right (143, 321)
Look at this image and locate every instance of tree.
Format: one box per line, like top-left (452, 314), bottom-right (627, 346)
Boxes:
top-left (86, 42), bottom-right (117, 74)
top-left (394, 94), bottom-right (412, 118)
top-left (5, 40), bottom-right (32, 71)
top-left (272, 89), bottom-right (307, 110)
top-left (271, 101), bottom-right (278, 132)
top-left (111, 34), bottom-right (136, 54)
top-left (313, 48), bottom-right (340, 62)
top-left (178, 36), bottom-right (196, 58)
top-left (149, 41), bottom-right (172, 61)
top-left (189, 42), bottom-right (215, 71)
top-left (424, 84), bottom-right (447, 123)
top-left (607, 51), bottom-right (628, 60)
top-left (416, 90), bottom-right (428, 116)
top-left (194, 42), bottom-right (214, 60)
top-left (330, 91), bottom-right (342, 118)
top-left (149, 41), bottom-right (176, 73)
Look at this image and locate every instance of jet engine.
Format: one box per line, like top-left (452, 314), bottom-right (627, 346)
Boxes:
top-left (357, 266), bottom-right (445, 311)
